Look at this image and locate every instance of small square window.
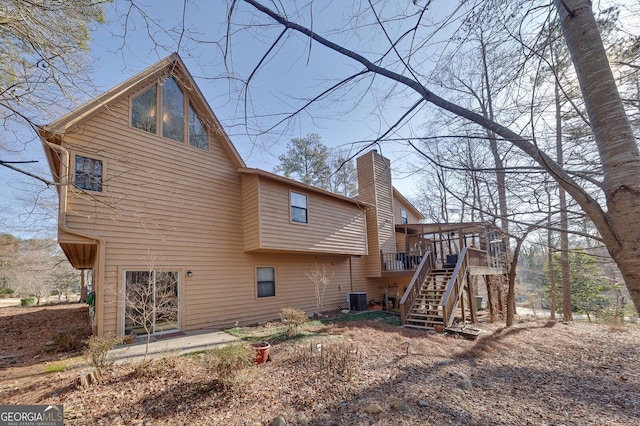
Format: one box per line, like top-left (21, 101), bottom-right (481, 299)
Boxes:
top-left (401, 209), bottom-right (408, 224)
top-left (75, 155), bottom-right (103, 192)
top-left (257, 267), bottom-right (275, 298)
top-left (291, 192), bottom-right (308, 223)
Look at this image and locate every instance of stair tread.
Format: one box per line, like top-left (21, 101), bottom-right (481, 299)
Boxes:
top-left (406, 315), bottom-right (442, 323)
top-left (407, 319), bottom-right (442, 323)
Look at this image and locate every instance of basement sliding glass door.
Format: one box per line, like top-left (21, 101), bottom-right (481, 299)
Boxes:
top-left (124, 270), bottom-right (179, 336)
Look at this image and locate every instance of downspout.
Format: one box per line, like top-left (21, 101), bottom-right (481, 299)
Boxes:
top-left (45, 140), bottom-right (107, 336)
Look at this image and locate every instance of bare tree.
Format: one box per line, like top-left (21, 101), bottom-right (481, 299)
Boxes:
top-left (305, 262), bottom-right (333, 317)
top-left (1, 1), bottom-right (109, 238)
top-left (223, 0), bottom-right (640, 314)
top-left (122, 264), bottom-right (179, 358)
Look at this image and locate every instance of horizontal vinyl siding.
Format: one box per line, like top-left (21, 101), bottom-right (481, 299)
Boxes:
top-left (374, 155), bottom-right (395, 255)
top-left (252, 178), bottom-right (367, 255)
top-left (59, 96), bottom-right (370, 335)
top-left (136, 253), bottom-right (352, 330)
top-left (356, 153), bottom-right (381, 277)
top-left (62, 96), bottom-right (247, 335)
top-left (241, 174), bottom-right (261, 251)
top-left (393, 194), bottom-right (421, 224)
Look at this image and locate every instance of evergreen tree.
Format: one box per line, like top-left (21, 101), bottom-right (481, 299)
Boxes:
top-left (274, 133), bottom-right (331, 190)
top-left (544, 249), bottom-right (611, 321)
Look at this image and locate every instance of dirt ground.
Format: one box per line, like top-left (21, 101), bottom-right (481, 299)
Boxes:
top-left (0, 304), bottom-right (90, 374)
top-left (1, 304), bottom-right (639, 425)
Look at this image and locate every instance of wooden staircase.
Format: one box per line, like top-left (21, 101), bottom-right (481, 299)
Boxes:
top-left (399, 246), bottom-right (505, 331)
top-left (404, 269), bottom-right (452, 329)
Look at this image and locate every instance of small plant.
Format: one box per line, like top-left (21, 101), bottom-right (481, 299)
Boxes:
top-left (280, 307), bottom-right (308, 337)
top-left (290, 339), bottom-right (361, 382)
top-left (133, 357), bottom-right (178, 378)
top-left (51, 324), bottom-right (89, 352)
top-left (84, 335), bottom-right (124, 371)
top-left (203, 344), bottom-right (255, 391)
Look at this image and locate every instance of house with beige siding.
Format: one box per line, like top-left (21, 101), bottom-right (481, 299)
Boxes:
top-left (39, 54), bottom-right (505, 337)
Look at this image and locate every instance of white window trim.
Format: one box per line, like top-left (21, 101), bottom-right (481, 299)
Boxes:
top-left (290, 191), bottom-right (308, 224)
top-left (256, 266), bottom-right (276, 299)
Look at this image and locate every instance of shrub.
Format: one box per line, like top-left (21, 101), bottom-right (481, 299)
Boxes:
top-left (133, 357), bottom-right (178, 378)
top-left (280, 307), bottom-right (308, 337)
top-left (20, 297), bottom-right (35, 306)
top-left (0, 287), bottom-right (14, 297)
top-left (203, 344), bottom-right (255, 391)
top-left (51, 324), bottom-right (90, 352)
top-left (84, 335), bottom-right (124, 371)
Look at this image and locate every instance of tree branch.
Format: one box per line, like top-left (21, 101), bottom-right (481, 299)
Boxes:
top-left (241, 0), bottom-right (612, 242)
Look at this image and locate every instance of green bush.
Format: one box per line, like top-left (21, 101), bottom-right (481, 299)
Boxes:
top-left (20, 298), bottom-right (35, 306)
top-left (280, 307), bottom-right (308, 337)
top-left (0, 287), bottom-right (14, 297)
top-left (203, 344), bottom-right (255, 391)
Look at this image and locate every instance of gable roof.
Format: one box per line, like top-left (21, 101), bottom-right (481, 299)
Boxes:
top-left (393, 187), bottom-right (424, 220)
top-left (239, 167), bottom-right (372, 209)
top-left (39, 53), bottom-right (245, 169)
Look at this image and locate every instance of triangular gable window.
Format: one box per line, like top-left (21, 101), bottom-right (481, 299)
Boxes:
top-left (131, 76), bottom-right (209, 150)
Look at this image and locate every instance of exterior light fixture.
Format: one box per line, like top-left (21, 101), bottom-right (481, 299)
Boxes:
top-left (187, 271), bottom-right (193, 277)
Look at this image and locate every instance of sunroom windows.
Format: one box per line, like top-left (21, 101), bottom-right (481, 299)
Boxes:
top-left (131, 77), bottom-right (209, 150)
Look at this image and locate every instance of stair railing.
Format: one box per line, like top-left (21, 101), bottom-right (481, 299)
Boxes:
top-left (439, 247), bottom-right (469, 327)
top-left (399, 250), bottom-right (434, 324)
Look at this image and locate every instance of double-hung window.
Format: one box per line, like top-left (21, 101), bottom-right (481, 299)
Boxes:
top-left (401, 209), bottom-right (408, 224)
top-left (291, 192), bottom-right (308, 223)
top-left (75, 155), bottom-right (103, 192)
top-left (256, 267), bottom-right (275, 298)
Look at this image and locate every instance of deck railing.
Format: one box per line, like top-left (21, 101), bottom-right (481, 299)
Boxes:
top-left (399, 251), bottom-right (434, 324)
top-left (440, 247), bottom-right (471, 327)
top-left (381, 250), bottom-right (425, 272)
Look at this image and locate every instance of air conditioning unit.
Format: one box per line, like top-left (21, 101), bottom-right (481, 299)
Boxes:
top-left (348, 292), bottom-right (367, 311)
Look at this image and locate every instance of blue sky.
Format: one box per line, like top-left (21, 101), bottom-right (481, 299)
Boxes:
top-left (3, 0), bottom-right (459, 237)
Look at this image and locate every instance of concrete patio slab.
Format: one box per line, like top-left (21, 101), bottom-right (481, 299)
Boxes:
top-left (110, 329), bottom-right (240, 363)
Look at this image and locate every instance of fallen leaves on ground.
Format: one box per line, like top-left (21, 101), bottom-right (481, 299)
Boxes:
top-left (1, 304), bottom-right (639, 425)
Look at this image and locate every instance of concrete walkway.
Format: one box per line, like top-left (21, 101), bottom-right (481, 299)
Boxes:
top-left (109, 329), bottom-right (240, 364)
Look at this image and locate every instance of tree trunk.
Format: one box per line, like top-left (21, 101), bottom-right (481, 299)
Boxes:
top-left (554, 72), bottom-right (572, 321)
top-left (556, 0), bottom-right (640, 313)
top-left (546, 211), bottom-right (557, 321)
top-left (480, 33), bottom-right (511, 260)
